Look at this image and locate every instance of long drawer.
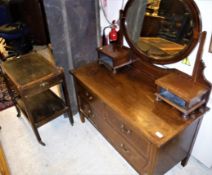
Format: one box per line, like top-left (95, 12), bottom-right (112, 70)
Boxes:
top-left (105, 105), bottom-right (151, 159)
top-left (100, 112), bottom-right (149, 174)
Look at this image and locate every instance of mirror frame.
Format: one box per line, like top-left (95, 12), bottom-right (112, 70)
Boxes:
top-left (121, 0), bottom-right (202, 64)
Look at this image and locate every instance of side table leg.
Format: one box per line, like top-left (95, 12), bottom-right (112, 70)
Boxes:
top-left (31, 124), bottom-right (46, 146)
top-left (21, 96), bottom-right (46, 146)
top-left (2, 74), bottom-right (21, 118)
top-left (16, 106), bottom-right (21, 117)
top-left (62, 75), bottom-right (74, 125)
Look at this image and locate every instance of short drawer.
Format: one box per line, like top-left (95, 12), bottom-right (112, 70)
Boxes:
top-left (75, 81), bottom-right (95, 102)
top-left (76, 82), bottom-right (104, 127)
top-left (105, 105), bottom-right (151, 158)
top-left (21, 73), bottom-right (63, 97)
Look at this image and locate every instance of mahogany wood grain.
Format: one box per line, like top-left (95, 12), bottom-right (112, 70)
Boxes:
top-left (72, 64), bottom-right (206, 174)
top-left (72, 62), bottom-right (201, 147)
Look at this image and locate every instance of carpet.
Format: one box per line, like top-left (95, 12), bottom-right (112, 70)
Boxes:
top-left (0, 72), bottom-right (13, 111)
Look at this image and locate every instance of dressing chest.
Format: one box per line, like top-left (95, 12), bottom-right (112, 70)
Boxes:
top-left (71, 0), bottom-right (211, 174)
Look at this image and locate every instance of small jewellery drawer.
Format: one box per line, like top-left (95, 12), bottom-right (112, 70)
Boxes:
top-left (105, 106), bottom-right (151, 158)
top-left (21, 73), bottom-right (63, 97)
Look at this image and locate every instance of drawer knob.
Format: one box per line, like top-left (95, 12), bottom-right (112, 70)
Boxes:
top-left (121, 124), bottom-right (131, 135)
top-left (120, 143), bottom-right (129, 153)
top-left (88, 110), bottom-right (92, 114)
top-left (40, 82), bottom-right (48, 87)
top-left (88, 96), bottom-right (93, 101)
top-left (85, 92), bottom-right (89, 97)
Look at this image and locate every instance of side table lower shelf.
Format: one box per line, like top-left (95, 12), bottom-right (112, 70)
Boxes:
top-left (16, 90), bottom-right (72, 145)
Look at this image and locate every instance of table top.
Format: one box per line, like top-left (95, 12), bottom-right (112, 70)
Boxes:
top-left (1, 52), bottom-right (59, 86)
top-left (72, 62), bottom-right (202, 147)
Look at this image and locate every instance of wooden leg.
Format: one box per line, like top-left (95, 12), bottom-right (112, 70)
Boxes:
top-left (79, 112), bottom-right (85, 123)
top-left (181, 156), bottom-right (189, 167)
top-left (31, 124), bottom-right (45, 146)
top-left (72, 77), bottom-right (86, 123)
top-left (181, 117), bottom-right (203, 166)
top-left (21, 96), bottom-right (46, 146)
top-left (15, 106), bottom-right (21, 118)
top-left (61, 75), bottom-right (74, 125)
top-left (2, 74), bottom-right (21, 117)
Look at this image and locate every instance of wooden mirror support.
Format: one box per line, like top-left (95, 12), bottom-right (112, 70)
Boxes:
top-left (155, 31), bottom-right (211, 119)
top-left (209, 33), bottom-right (212, 53)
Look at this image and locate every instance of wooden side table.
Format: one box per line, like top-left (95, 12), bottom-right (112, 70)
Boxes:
top-left (1, 52), bottom-right (73, 145)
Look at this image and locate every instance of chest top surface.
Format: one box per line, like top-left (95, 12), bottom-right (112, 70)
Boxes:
top-left (72, 62), bottom-right (201, 147)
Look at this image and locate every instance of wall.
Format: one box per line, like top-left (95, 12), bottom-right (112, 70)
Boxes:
top-left (191, 0), bottom-right (212, 168)
top-left (42, 0), bottom-right (99, 113)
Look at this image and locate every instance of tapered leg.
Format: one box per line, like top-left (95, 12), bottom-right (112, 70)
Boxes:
top-left (79, 112), bottom-right (85, 123)
top-left (72, 77), bottom-right (85, 123)
top-left (61, 75), bottom-right (74, 125)
top-left (181, 117), bottom-right (203, 167)
top-left (21, 95), bottom-right (46, 146)
top-left (15, 106), bottom-right (21, 117)
top-left (2, 73), bottom-right (21, 117)
top-left (181, 157), bottom-right (189, 167)
top-left (31, 124), bottom-right (45, 146)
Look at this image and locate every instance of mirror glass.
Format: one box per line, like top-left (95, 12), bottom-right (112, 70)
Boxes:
top-left (123, 0), bottom-right (201, 64)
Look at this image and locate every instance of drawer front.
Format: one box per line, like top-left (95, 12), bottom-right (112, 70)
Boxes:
top-left (105, 106), bottom-right (151, 158)
top-left (99, 115), bottom-right (149, 174)
top-left (76, 81), bottom-right (104, 127)
top-left (22, 73), bottom-right (63, 97)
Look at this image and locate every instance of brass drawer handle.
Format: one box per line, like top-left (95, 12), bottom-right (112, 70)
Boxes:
top-left (120, 143), bottom-right (129, 153)
top-left (40, 82), bottom-right (49, 87)
top-left (121, 124), bottom-right (131, 135)
top-left (85, 91), bottom-right (93, 101)
top-left (88, 109), bottom-right (92, 114)
top-left (88, 96), bottom-right (93, 101)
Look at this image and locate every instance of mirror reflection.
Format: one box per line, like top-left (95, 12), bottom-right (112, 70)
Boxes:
top-left (126, 0), bottom-right (194, 59)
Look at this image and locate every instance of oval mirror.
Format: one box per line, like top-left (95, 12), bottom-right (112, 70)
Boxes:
top-left (121, 0), bottom-right (202, 64)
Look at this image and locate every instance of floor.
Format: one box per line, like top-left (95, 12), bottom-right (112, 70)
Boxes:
top-left (0, 106), bottom-right (212, 175)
